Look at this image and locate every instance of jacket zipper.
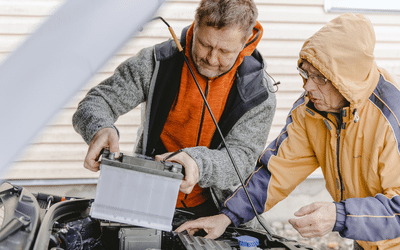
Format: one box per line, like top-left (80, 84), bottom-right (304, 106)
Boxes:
top-left (325, 113), bottom-right (344, 201)
top-left (311, 103), bottom-right (346, 201)
top-left (196, 80), bottom-right (210, 146)
top-left (336, 126), bottom-right (344, 201)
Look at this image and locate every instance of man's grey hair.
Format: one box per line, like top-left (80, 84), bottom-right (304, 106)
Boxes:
top-left (195, 0), bottom-right (258, 40)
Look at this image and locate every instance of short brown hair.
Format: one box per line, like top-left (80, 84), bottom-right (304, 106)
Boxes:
top-left (195, 0), bottom-right (258, 40)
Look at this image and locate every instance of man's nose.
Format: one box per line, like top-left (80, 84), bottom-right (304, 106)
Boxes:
top-left (206, 49), bottom-right (219, 66)
top-left (303, 77), bottom-right (317, 91)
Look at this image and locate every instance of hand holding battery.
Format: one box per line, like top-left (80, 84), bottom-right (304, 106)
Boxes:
top-left (84, 127), bottom-right (120, 172)
top-left (288, 201), bottom-right (336, 238)
top-left (155, 151), bottom-right (199, 194)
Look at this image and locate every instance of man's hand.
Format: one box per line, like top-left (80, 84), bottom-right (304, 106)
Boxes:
top-left (288, 202), bottom-right (336, 238)
top-left (175, 214), bottom-right (231, 239)
top-left (84, 127), bottom-right (120, 172)
top-left (156, 151), bottom-right (199, 194)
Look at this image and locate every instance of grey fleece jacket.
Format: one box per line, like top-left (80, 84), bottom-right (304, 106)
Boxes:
top-left (73, 42), bottom-right (276, 204)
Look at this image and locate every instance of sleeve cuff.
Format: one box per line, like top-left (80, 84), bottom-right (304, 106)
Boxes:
top-left (112, 125), bottom-right (120, 139)
top-left (333, 201), bottom-right (346, 232)
top-left (220, 208), bottom-right (241, 227)
top-left (182, 148), bottom-right (204, 181)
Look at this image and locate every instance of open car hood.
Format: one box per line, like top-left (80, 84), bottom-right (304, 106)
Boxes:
top-left (0, 182), bottom-right (319, 250)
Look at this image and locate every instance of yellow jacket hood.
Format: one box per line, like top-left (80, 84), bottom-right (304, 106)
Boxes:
top-left (299, 13), bottom-right (381, 109)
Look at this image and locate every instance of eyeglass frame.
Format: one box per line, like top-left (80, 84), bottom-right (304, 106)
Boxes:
top-left (297, 66), bottom-right (330, 86)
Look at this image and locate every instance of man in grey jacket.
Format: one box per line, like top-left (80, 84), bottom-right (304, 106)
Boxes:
top-left (73, 0), bottom-right (276, 217)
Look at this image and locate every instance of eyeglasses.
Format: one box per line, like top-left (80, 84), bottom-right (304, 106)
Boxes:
top-left (297, 67), bottom-right (330, 85)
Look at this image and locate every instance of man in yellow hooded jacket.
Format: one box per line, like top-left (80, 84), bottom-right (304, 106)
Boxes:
top-left (176, 13), bottom-right (400, 250)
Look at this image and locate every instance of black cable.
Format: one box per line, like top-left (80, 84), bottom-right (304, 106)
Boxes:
top-left (152, 16), bottom-right (170, 27)
top-left (154, 16), bottom-right (274, 241)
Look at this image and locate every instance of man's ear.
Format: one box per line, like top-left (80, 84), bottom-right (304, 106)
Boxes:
top-left (246, 32), bottom-right (253, 41)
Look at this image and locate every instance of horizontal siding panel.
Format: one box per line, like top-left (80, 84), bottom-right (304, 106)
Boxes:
top-left (268, 126), bottom-right (285, 141)
top-left (375, 43), bottom-right (400, 59)
top-left (257, 40), bottom-right (304, 58)
top-left (258, 6), bottom-right (333, 24)
top-left (254, 0), bottom-right (323, 4)
top-left (32, 125), bottom-right (138, 144)
top-left (376, 60), bottom-right (400, 76)
top-left (374, 26), bottom-right (400, 43)
top-left (5, 161), bottom-right (99, 180)
top-left (16, 144), bottom-right (89, 162)
top-left (270, 111), bottom-right (290, 127)
top-left (155, 2), bottom-right (197, 21)
top-left (15, 143), bottom-right (135, 162)
top-left (262, 58), bottom-right (301, 74)
top-left (31, 126), bottom-right (85, 144)
top-left (50, 107), bottom-right (142, 126)
top-left (258, 7), bottom-right (400, 26)
top-left (359, 15), bottom-right (400, 26)
top-left (261, 22), bottom-right (400, 42)
top-left (275, 92), bottom-right (302, 109)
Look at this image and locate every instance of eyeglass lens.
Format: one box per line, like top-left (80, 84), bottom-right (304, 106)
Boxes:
top-left (297, 67), bottom-right (326, 85)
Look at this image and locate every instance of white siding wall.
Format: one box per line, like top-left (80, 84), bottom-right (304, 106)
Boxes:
top-left (1, 0), bottom-right (400, 181)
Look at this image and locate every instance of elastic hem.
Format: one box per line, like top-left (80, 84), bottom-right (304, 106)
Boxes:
top-left (333, 201), bottom-right (346, 232)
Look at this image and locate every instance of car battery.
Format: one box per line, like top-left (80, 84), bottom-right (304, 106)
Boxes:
top-left (90, 149), bottom-right (184, 231)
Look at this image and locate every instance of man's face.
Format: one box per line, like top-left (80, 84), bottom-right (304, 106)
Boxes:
top-left (191, 23), bottom-right (247, 78)
top-left (301, 61), bottom-right (348, 113)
